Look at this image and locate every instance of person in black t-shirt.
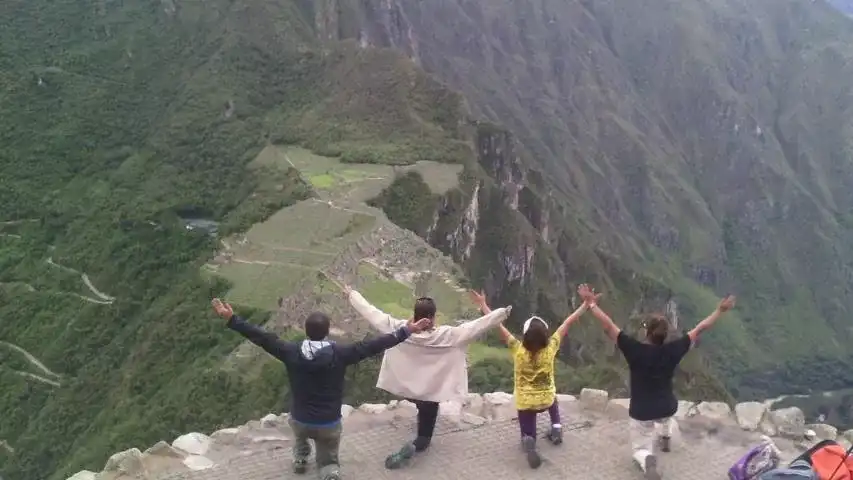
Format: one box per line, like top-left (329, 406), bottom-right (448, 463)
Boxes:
top-left (577, 284), bottom-right (736, 480)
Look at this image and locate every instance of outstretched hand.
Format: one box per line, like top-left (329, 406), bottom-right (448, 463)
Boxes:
top-left (468, 289), bottom-right (487, 309)
top-left (717, 295), bottom-right (737, 313)
top-left (577, 284), bottom-right (602, 305)
top-left (406, 317), bottom-right (433, 334)
top-left (211, 298), bottom-right (234, 320)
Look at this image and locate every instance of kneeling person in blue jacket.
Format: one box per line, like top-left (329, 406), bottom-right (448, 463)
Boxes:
top-left (212, 298), bottom-right (430, 480)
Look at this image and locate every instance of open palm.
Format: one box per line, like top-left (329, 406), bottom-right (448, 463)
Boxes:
top-left (211, 298), bottom-right (234, 319)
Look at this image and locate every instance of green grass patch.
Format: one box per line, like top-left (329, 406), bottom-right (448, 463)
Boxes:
top-left (307, 173), bottom-right (337, 189)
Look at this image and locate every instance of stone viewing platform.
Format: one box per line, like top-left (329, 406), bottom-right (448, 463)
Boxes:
top-left (67, 389), bottom-right (852, 480)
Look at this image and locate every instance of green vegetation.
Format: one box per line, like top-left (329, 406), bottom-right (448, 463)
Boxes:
top-left (0, 1), bottom-right (475, 478)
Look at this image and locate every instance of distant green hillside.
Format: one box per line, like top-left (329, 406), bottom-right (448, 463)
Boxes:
top-left (0, 0), bottom-right (476, 477)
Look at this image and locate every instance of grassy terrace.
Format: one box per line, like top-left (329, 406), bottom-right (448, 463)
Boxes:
top-left (209, 145), bottom-right (464, 311)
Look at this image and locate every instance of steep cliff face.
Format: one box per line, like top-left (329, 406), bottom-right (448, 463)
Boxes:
top-left (317, 0), bottom-right (853, 397)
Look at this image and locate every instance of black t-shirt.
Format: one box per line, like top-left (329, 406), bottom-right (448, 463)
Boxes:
top-left (616, 332), bottom-right (692, 421)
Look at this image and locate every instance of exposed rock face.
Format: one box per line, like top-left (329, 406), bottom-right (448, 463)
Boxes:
top-left (317, 0), bottom-right (853, 403)
top-left (69, 395), bottom-right (831, 480)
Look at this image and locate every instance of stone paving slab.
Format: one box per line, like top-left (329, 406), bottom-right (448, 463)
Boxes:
top-left (159, 411), bottom-right (785, 480)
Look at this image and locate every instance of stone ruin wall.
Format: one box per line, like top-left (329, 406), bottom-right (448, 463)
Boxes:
top-left (66, 388), bottom-right (851, 480)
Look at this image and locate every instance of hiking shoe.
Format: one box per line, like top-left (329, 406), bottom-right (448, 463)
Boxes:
top-left (384, 442), bottom-right (416, 470)
top-left (292, 459), bottom-right (308, 474)
top-left (546, 426), bottom-right (563, 445)
top-left (659, 436), bottom-right (671, 453)
top-left (319, 464), bottom-right (340, 480)
top-left (644, 454), bottom-right (661, 480)
top-left (522, 436), bottom-right (542, 469)
top-left (413, 435), bottom-right (432, 452)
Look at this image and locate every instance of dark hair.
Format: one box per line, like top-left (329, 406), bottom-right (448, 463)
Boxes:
top-left (304, 312), bottom-right (331, 341)
top-left (522, 318), bottom-right (550, 357)
top-left (644, 314), bottom-right (669, 345)
top-left (414, 297), bottom-right (437, 320)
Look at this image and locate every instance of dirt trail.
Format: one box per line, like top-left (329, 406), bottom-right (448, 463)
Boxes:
top-left (231, 258), bottom-right (316, 270)
top-left (309, 198), bottom-right (375, 215)
top-left (0, 439), bottom-right (13, 453)
top-left (81, 273), bottom-right (115, 301)
top-left (0, 341), bottom-right (61, 378)
top-left (0, 219), bottom-right (37, 225)
top-left (46, 257), bottom-right (116, 304)
top-left (12, 370), bottom-right (61, 387)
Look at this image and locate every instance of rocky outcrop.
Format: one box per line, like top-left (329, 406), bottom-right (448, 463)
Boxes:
top-left (68, 391), bottom-right (844, 480)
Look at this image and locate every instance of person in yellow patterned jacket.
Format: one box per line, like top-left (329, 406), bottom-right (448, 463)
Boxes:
top-left (470, 290), bottom-right (590, 469)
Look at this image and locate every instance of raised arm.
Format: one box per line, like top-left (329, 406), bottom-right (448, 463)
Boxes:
top-left (213, 299), bottom-right (292, 361)
top-left (447, 306), bottom-right (512, 347)
top-left (577, 284), bottom-right (619, 342)
top-left (346, 287), bottom-right (406, 334)
top-left (554, 302), bottom-right (590, 340)
top-left (469, 290), bottom-right (514, 346)
top-left (687, 295), bottom-right (736, 343)
top-left (338, 318), bottom-right (431, 365)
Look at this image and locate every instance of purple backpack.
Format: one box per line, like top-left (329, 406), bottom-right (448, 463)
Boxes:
top-left (729, 437), bottom-right (782, 480)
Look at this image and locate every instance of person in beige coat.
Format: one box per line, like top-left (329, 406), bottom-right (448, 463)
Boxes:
top-left (344, 285), bottom-right (512, 470)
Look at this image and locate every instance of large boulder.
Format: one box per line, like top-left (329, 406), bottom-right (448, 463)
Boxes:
top-left (439, 400), bottom-right (462, 417)
top-left (210, 428), bottom-right (240, 446)
top-left (674, 401), bottom-right (697, 419)
top-left (482, 392), bottom-right (516, 421)
top-left (358, 403), bottom-right (388, 415)
top-left (183, 455), bottom-right (215, 471)
top-left (173, 432), bottom-right (212, 456)
top-left (66, 471), bottom-right (98, 480)
top-left (606, 398), bottom-right (630, 419)
top-left (393, 400), bottom-right (418, 418)
top-left (340, 404), bottom-right (355, 419)
top-left (695, 401), bottom-right (732, 422)
top-left (579, 388), bottom-right (609, 412)
top-left (807, 423), bottom-right (838, 441)
top-left (735, 402), bottom-right (767, 431)
top-left (769, 407), bottom-right (806, 438)
top-left (103, 448), bottom-right (146, 476)
top-left (463, 393), bottom-right (485, 417)
top-left (260, 413), bottom-right (282, 428)
top-left (144, 440), bottom-right (185, 459)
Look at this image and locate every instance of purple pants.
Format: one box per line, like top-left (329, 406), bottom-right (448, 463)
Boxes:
top-left (517, 401), bottom-right (561, 438)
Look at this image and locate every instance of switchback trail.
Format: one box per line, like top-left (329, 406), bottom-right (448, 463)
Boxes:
top-left (46, 257), bottom-right (116, 303)
top-left (12, 370), bottom-right (61, 387)
top-left (0, 341), bottom-right (61, 378)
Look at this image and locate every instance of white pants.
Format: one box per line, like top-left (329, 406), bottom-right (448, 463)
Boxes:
top-left (630, 417), bottom-right (674, 470)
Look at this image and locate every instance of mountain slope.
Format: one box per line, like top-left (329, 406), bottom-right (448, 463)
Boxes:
top-left (0, 2), bottom-right (476, 479)
top-left (323, 0), bottom-right (853, 397)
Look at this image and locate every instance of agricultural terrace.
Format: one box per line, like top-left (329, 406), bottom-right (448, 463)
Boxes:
top-left (207, 145), bottom-right (464, 311)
